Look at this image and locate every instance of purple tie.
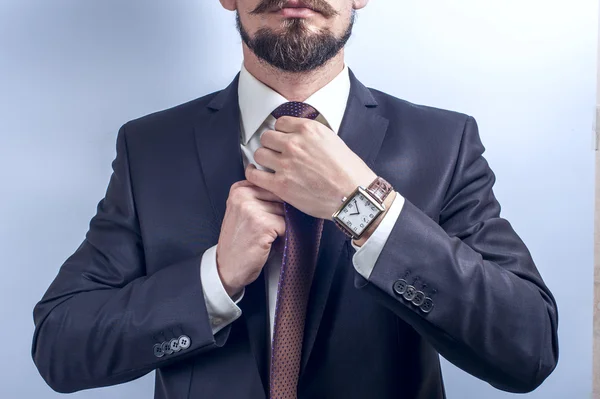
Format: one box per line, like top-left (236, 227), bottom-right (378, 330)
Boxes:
top-left (269, 102), bottom-right (324, 399)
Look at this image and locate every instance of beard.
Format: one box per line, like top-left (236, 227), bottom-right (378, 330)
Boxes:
top-left (236, 10), bottom-right (355, 73)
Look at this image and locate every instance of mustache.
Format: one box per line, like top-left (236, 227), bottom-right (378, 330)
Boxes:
top-left (250, 0), bottom-right (339, 18)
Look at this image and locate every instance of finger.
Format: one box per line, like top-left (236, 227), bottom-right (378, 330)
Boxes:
top-left (231, 178), bottom-right (284, 202)
top-left (245, 163), bottom-right (277, 194)
top-left (244, 184), bottom-right (284, 203)
top-left (265, 213), bottom-right (286, 239)
top-left (231, 179), bottom-right (254, 189)
top-left (274, 115), bottom-right (314, 134)
top-left (259, 129), bottom-right (287, 152)
top-left (273, 217), bottom-right (286, 238)
top-left (255, 199), bottom-right (285, 216)
top-left (254, 146), bottom-right (282, 172)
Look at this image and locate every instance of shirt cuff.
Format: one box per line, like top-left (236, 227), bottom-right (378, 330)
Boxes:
top-left (351, 193), bottom-right (405, 280)
top-left (200, 244), bottom-right (244, 335)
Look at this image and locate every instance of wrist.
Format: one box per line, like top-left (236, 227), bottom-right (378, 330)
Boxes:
top-left (216, 252), bottom-right (243, 299)
top-left (222, 280), bottom-right (243, 299)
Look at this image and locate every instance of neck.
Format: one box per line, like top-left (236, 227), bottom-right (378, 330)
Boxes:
top-left (242, 44), bottom-right (345, 102)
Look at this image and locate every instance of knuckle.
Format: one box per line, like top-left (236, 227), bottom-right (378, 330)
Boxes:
top-left (229, 181), bottom-right (240, 194)
top-left (228, 185), bottom-right (244, 203)
top-left (305, 125), bottom-right (318, 139)
top-left (226, 192), bottom-right (237, 207)
top-left (240, 200), bottom-right (255, 215)
top-left (285, 137), bottom-right (300, 152)
top-left (230, 180), bottom-right (249, 195)
top-left (299, 123), bottom-right (312, 134)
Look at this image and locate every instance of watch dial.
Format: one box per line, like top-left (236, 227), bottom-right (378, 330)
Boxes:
top-left (337, 193), bottom-right (381, 235)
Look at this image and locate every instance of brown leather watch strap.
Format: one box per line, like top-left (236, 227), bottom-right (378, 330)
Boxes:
top-left (366, 177), bottom-right (393, 204)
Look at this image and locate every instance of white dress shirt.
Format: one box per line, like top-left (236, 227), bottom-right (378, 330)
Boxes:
top-left (200, 64), bottom-right (406, 343)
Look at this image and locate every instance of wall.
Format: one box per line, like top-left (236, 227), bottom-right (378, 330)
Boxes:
top-left (0, 1), bottom-right (596, 398)
top-left (594, 1), bottom-right (600, 397)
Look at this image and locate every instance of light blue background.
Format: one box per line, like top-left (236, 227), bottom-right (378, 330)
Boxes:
top-left (0, 1), bottom-right (596, 398)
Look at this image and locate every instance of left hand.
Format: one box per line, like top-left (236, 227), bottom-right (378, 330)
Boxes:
top-left (246, 115), bottom-right (377, 220)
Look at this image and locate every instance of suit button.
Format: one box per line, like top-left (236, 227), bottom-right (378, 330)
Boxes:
top-left (412, 291), bottom-right (425, 307)
top-left (161, 341), bottom-right (174, 355)
top-left (178, 335), bottom-right (191, 350)
top-left (403, 285), bottom-right (416, 301)
top-left (393, 279), bottom-right (408, 296)
top-left (420, 297), bottom-right (434, 313)
top-left (170, 338), bottom-right (181, 353)
top-left (153, 343), bottom-right (165, 358)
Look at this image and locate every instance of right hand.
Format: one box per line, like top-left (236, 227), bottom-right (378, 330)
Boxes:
top-left (216, 176), bottom-right (286, 298)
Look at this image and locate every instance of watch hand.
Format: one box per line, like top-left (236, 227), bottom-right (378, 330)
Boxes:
top-left (350, 199), bottom-right (360, 215)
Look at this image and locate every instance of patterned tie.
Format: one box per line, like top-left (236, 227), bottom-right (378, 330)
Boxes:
top-left (269, 102), bottom-right (324, 399)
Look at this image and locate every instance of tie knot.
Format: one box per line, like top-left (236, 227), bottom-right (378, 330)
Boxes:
top-left (271, 102), bottom-right (319, 120)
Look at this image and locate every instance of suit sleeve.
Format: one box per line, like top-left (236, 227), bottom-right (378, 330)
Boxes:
top-left (357, 116), bottom-right (559, 393)
top-left (31, 124), bottom-right (232, 393)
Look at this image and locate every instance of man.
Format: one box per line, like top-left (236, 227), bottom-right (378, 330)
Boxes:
top-left (31, 0), bottom-right (559, 398)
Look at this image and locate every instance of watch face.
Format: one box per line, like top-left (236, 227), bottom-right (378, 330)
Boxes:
top-left (336, 192), bottom-right (382, 236)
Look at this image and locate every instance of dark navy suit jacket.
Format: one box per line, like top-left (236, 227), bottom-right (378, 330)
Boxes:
top-left (32, 69), bottom-right (559, 398)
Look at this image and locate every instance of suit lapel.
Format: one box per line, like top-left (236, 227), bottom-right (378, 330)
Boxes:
top-left (196, 74), bottom-right (246, 224)
top-left (194, 74), bottom-right (269, 389)
top-left (300, 69), bottom-right (390, 374)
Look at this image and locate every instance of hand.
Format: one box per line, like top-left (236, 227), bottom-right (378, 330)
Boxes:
top-left (216, 178), bottom-right (286, 298)
top-left (246, 116), bottom-right (377, 220)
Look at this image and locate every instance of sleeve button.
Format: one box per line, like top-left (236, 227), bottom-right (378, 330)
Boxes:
top-left (412, 291), bottom-right (425, 307)
top-left (393, 279), bottom-right (408, 296)
top-left (420, 297), bottom-right (434, 313)
top-left (170, 338), bottom-right (181, 353)
top-left (161, 341), bottom-right (174, 355)
top-left (403, 285), bottom-right (417, 301)
top-left (153, 343), bottom-right (165, 358)
top-left (178, 335), bottom-right (191, 350)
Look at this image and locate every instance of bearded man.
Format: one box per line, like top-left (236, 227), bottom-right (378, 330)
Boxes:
top-left (32, 1), bottom-right (559, 398)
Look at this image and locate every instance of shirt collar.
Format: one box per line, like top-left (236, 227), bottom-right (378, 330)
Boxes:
top-left (238, 63), bottom-right (351, 145)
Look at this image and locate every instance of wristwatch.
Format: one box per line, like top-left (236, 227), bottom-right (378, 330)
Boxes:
top-left (332, 176), bottom-right (394, 240)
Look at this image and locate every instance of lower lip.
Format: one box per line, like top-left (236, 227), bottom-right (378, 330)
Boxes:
top-left (276, 7), bottom-right (317, 18)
